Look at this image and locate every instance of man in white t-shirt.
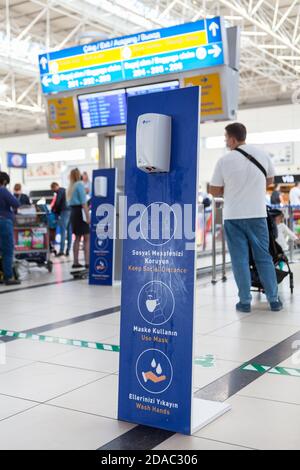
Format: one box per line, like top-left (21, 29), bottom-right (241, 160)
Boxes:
top-left (289, 183), bottom-right (300, 206)
top-left (210, 123), bottom-right (283, 313)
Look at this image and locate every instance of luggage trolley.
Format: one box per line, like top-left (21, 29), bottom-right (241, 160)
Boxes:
top-left (13, 206), bottom-right (53, 273)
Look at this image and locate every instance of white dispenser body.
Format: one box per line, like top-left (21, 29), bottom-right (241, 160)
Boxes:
top-left (94, 176), bottom-right (108, 198)
top-left (136, 113), bottom-right (172, 173)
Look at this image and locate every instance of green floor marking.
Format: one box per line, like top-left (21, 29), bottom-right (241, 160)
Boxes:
top-left (0, 329), bottom-right (120, 353)
top-left (194, 355), bottom-right (216, 368)
top-left (0, 329), bottom-right (216, 368)
top-left (242, 363), bottom-right (300, 378)
top-left (269, 366), bottom-right (300, 377)
top-left (242, 363), bottom-right (271, 373)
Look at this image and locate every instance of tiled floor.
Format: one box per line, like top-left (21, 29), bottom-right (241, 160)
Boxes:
top-left (1, 256), bottom-right (300, 449)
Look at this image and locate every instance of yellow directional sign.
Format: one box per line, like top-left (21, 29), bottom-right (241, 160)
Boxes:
top-left (47, 97), bottom-right (78, 135)
top-left (184, 73), bottom-right (223, 117)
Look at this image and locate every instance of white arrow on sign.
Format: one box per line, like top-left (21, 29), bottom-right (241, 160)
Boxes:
top-left (42, 76), bottom-right (50, 87)
top-left (40, 56), bottom-right (48, 70)
top-left (208, 44), bottom-right (222, 58)
top-left (209, 21), bottom-right (220, 37)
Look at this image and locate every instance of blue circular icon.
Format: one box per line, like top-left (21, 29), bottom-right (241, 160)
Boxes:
top-left (94, 257), bottom-right (108, 274)
top-left (95, 237), bottom-right (108, 251)
top-left (138, 281), bottom-right (175, 326)
top-left (136, 349), bottom-right (173, 394)
top-left (140, 202), bottom-right (177, 247)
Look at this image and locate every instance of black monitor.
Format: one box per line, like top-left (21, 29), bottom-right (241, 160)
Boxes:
top-left (78, 89), bottom-right (127, 129)
top-left (126, 80), bottom-right (179, 98)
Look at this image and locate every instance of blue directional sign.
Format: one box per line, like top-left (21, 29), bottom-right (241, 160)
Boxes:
top-left (39, 18), bottom-right (226, 94)
top-left (7, 152), bottom-right (27, 169)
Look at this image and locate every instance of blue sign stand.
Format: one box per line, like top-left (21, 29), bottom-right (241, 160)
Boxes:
top-left (89, 169), bottom-right (117, 286)
top-left (118, 87), bottom-right (230, 435)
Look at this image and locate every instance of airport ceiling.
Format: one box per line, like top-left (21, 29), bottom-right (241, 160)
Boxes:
top-left (0, 0), bottom-right (299, 135)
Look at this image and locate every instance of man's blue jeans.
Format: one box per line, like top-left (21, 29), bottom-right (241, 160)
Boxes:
top-left (224, 218), bottom-right (278, 305)
top-left (57, 209), bottom-right (72, 254)
top-left (0, 218), bottom-right (14, 280)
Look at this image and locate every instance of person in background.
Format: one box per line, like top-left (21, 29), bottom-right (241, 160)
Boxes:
top-left (289, 182), bottom-right (300, 206)
top-left (13, 183), bottom-right (30, 206)
top-left (271, 184), bottom-right (283, 206)
top-left (0, 172), bottom-right (21, 285)
top-left (67, 169), bottom-right (90, 270)
top-left (210, 122), bottom-right (282, 313)
top-left (275, 211), bottom-right (300, 252)
top-left (81, 172), bottom-right (91, 198)
top-left (50, 182), bottom-right (72, 257)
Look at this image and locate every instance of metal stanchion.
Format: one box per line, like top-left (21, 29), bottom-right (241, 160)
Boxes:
top-left (211, 197), bottom-right (217, 284)
top-left (221, 221), bottom-right (227, 282)
top-left (211, 197), bottom-right (226, 284)
top-left (289, 204), bottom-right (295, 263)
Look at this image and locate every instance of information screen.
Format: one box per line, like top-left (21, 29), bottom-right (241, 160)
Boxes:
top-left (78, 81), bottom-right (179, 129)
top-left (78, 89), bottom-right (127, 129)
top-left (126, 80), bottom-right (179, 97)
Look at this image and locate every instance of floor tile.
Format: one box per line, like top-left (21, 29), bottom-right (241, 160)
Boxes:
top-left (0, 362), bottom-right (106, 402)
top-left (155, 434), bottom-right (251, 450)
top-left (0, 404), bottom-right (133, 450)
top-left (196, 395), bottom-right (300, 450)
top-left (49, 374), bottom-right (118, 420)
top-left (45, 347), bottom-right (119, 374)
top-left (0, 395), bottom-right (37, 421)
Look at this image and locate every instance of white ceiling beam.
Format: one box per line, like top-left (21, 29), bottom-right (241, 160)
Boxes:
top-left (274, 0), bottom-right (298, 33)
top-left (158, 0), bottom-right (178, 20)
top-left (16, 7), bottom-right (47, 41)
top-left (272, 0), bottom-right (280, 29)
top-left (55, 22), bottom-right (84, 49)
top-left (292, 8), bottom-right (300, 43)
top-left (218, 0), bottom-right (300, 55)
top-left (252, 0), bottom-right (265, 16)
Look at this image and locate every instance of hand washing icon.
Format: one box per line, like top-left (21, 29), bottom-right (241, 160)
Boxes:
top-left (136, 349), bottom-right (173, 394)
top-left (142, 359), bottom-right (167, 384)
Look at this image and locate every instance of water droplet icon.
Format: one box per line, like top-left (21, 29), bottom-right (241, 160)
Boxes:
top-left (156, 364), bottom-right (162, 375)
top-left (151, 359), bottom-right (156, 369)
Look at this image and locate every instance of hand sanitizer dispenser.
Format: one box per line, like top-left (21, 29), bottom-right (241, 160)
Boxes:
top-left (136, 113), bottom-right (172, 173)
top-left (94, 176), bottom-right (108, 198)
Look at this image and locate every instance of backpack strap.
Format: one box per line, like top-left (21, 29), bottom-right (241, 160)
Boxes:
top-left (235, 147), bottom-right (267, 179)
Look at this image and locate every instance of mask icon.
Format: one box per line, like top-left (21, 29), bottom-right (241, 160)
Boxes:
top-left (146, 297), bottom-right (160, 313)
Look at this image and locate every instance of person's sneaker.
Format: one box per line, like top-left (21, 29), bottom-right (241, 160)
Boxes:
top-left (236, 302), bottom-right (251, 313)
top-left (270, 298), bottom-right (283, 312)
top-left (72, 263), bottom-right (84, 270)
top-left (5, 279), bottom-right (21, 286)
top-left (65, 250), bottom-right (70, 257)
top-left (56, 252), bottom-right (64, 258)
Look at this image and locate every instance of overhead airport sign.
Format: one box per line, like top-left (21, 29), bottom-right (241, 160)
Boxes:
top-left (184, 72), bottom-right (223, 117)
top-left (39, 17), bottom-right (226, 94)
top-left (47, 97), bottom-right (78, 135)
